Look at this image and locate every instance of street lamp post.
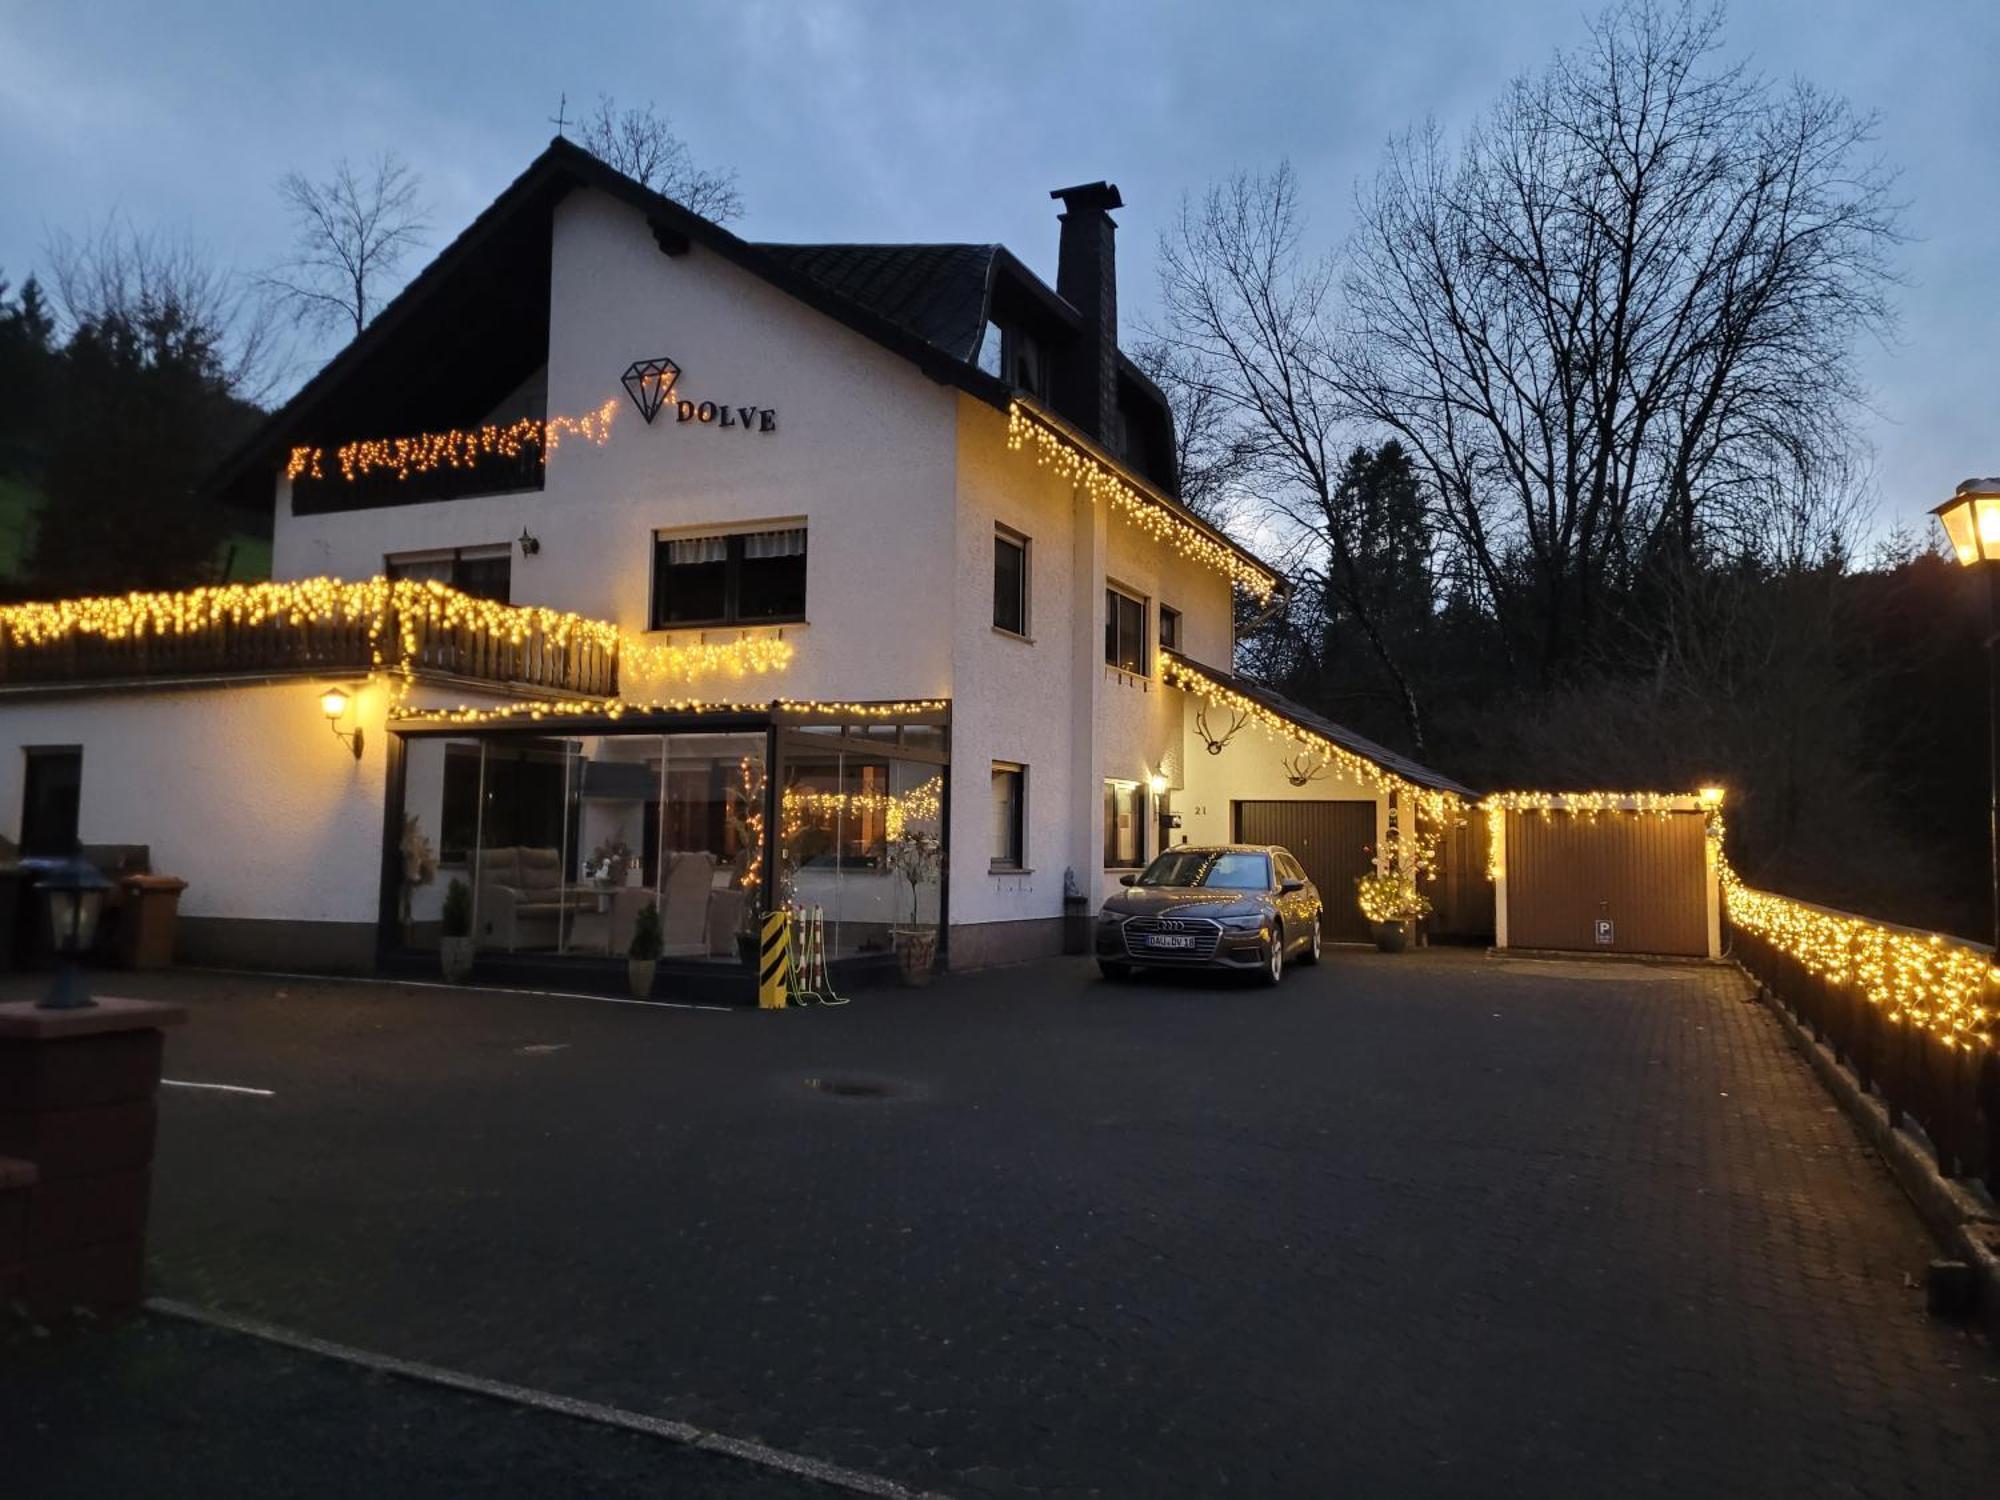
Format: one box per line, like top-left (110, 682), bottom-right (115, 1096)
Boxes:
top-left (1930, 477), bottom-right (2000, 953)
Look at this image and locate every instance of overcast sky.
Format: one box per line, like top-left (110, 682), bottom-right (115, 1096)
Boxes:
top-left (2, 0), bottom-right (1993, 541)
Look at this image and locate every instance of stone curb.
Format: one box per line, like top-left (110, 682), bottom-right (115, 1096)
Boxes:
top-left (1742, 965), bottom-right (2000, 1346)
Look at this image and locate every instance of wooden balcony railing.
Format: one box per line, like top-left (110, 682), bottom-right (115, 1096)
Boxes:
top-left (0, 579), bottom-right (620, 699)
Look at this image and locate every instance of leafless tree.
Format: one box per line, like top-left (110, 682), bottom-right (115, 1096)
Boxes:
top-left (1128, 340), bottom-right (1258, 529)
top-left (578, 96), bottom-right (743, 223)
top-left (1150, 163), bottom-right (1432, 748)
top-left (47, 216), bottom-right (281, 403)
top-left (1333, 0), bottom-right (1900, 682)
top-left (261, 152), bottom-right (430, 339)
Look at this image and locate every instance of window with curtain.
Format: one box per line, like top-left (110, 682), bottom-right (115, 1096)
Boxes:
top-left (652, 527), bottom-right (807, 627)
top-left (386, 546), bottom-right (513, 603)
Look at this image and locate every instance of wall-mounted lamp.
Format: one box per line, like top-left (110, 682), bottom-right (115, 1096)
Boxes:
top-left (518, 527), bottom-right (541, 556)
top-left (321, 687), bottom-right (364, 760)
top-left (1697, 786), bottom-right (1725, 809)
top-left (1147, 770), bottom-right (1171, 799)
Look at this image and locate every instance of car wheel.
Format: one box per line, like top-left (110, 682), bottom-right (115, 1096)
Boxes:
top-left (1098, 959), bottom-right (1133, 982)
top-left (1299, 917), bottom-right (1322, 966)
top-left (1261, 933), bottom-right (1284, 987)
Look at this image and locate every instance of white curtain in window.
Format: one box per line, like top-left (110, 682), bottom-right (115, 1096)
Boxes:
top-left (742, 528), bottom-right (806, 560)
top-left (666, 537), bottom-right (729, 566)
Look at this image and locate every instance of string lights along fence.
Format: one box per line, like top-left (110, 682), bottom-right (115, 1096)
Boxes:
top-left (0, 576), bottom-right (795, 698)
top-left (1724, 871), bottom-right (1998, 1193)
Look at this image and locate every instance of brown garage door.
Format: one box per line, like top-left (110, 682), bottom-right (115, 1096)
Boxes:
top-left (1504, 809), bottom-right (1708, 956)
top-left (1233, 800), bottom-right (1377, 940)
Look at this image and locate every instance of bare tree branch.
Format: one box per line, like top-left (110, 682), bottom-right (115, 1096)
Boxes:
top-left (578, 96), bottom-right (744, 224)
top-left (260, 152), bottom-right (430, 339)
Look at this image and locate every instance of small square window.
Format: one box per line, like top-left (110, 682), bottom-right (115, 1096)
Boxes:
top-left (1159, 605), bottom-right (1181, 652)
top-left (994, 528), bottom-right (1029, 636)
top-left (991, 763), bottom-right (1026, 871)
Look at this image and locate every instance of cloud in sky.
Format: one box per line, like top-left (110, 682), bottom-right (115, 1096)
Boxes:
top-left (2, 0), bottom-right (1993, 533)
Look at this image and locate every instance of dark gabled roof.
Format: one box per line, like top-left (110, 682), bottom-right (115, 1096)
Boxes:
top-left (202, 137), bottom-right (1279, 595)
top-left (1169, 652), bottom-right (1476, 797)
top-left (754, 243), bottom-right (997, 364)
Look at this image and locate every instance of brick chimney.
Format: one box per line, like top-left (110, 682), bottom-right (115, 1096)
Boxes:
top-left (1050, 181), bottom-right (1123, 443)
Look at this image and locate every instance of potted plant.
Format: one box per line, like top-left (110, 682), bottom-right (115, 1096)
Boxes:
top-left (888, 829), bottom-right (942, 986)
top-left (628, 900), bottom-right (662, 998)
top-left (439, 877), bottom-right (474, 982)
top-left (1355, 867), bottom-right (1430, 953)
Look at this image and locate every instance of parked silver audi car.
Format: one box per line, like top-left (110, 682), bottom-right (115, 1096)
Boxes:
top-left (1095, 844), bottom-right (1323, 985)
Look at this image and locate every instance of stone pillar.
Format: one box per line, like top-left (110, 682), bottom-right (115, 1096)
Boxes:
top-left (0, 996), bottom-right (186, 1318)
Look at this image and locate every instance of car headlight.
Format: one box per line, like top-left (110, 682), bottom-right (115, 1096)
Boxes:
top-left (1219, 913), bottom-right (1266, 931)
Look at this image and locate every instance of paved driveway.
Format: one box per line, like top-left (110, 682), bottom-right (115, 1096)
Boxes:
top-left (25, 951), bottom-right (2000, 1495)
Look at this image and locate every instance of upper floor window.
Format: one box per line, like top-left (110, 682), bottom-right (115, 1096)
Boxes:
top-left (1159, 605), bottom-right (1181, 653)
top-left (993, 527), bottom-right (1029, 637)
top-left (1105, 585), bottom-right (1148, 676)
top-left (387, 545), bottom-right (512, 603)
top-left (976, 319), bottom-right (1048, 401)
top-left (652, 526), bottom-right (807, 629)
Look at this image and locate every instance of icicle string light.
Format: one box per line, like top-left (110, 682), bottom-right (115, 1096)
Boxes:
top-left (1006, 402), bottom-right (1279, 602)
top-left (0, 577), bottom-right (793, 688)
top-left (285, 400), bottom-right (622, 484)
top-left (1161, 654), bottom-right (1462, 879)
top-left (394, 696), bottom-right (949, 728)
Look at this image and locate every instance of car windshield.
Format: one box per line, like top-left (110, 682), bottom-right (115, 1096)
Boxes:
top-left (1134, 851), bottom-right (1271, 890)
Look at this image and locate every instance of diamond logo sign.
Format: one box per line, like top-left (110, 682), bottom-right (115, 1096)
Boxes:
top-left (621, 357), bottom-right (681, 424)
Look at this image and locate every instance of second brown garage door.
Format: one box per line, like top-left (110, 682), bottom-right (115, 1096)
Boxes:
top-left (1503, 809), bottom-right (1709, 956)
top-left (1233, 799), bottom-right (1377, 940)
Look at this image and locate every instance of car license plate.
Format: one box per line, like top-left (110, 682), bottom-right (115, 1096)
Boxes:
top-left (1145, 934), bottom-right (1196, 950)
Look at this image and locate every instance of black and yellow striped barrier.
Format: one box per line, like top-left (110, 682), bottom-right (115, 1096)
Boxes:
top-left (759, 910), bottom-right (791, 1009)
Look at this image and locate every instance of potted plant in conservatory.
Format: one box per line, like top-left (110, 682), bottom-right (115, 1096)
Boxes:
top-left (887, 829), bottom-right (942, 986)
top-left (439, 878), bottom-right (475, 983)
top-left (628, 900), bottom-right (662, 998)
top-left (1355, 867), bottom-right (1430, 953)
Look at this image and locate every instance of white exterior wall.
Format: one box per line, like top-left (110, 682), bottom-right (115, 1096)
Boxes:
top-left (948, 395), bottom-right (1244, 946)
top-left (1175, 715), bottom-right (1391, 857)
top-left (275, 190), bottom-right (960, 707)
top-left (0, 680), bottom-right (393, 928)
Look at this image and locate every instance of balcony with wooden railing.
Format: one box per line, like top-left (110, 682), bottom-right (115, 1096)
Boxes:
top-left (0, 579), bottom-right (621, 699)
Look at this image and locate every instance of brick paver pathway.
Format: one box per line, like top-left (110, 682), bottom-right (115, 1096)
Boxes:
top-left (20, 951), bottom-right (1994, 1496)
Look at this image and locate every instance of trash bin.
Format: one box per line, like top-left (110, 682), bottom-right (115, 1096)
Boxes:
top-left (0, 863), bottom-right (25, 969)
top-left (1062, 893), bottom-right (1090, 955)
top-left (119, 874), bottom-right (188, 969)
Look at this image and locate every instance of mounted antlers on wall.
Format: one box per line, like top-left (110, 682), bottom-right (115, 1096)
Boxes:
top-left (1282, 752), bottom-right (1331, 787)
top-left (1195, 705), bottom-right (1250, 756)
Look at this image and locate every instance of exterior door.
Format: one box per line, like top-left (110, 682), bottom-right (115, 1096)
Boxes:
top-left (1503, 809), bottom-right (1709, 956)
top-left (1234, 800), bottom-right (1376, 941)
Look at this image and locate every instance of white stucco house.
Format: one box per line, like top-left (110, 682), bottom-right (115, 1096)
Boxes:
top-left (0, 139), bottom-right (1471, 997)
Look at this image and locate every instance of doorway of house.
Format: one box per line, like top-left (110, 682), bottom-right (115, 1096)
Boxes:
top-left (1233, 799), bottom-right (1376, 941)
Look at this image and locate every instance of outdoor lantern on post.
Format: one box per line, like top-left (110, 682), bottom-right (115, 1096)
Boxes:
top-left (1930, 477), bottom-right (2000, 952)
top-left (320, 686), bottom-right (364, 760)
top-left (31, 854), bottom-right (113, 1010)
